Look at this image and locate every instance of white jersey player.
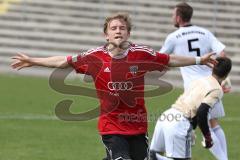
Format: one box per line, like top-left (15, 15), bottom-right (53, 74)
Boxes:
top-left (159, 2), bottom-right (229, 159)
top-left (150, 57), bottom-right (232, 160)
top-left (160, 25), bottom-right (225, 89)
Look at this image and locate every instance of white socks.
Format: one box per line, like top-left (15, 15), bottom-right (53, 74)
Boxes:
top-left (209, 127), bottom-right (228, 160)
top-left (213, 125), bottom-right (228, 157)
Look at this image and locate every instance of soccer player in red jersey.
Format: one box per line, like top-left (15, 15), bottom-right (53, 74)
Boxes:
top-left (11, 12), bottom-right (216, 160)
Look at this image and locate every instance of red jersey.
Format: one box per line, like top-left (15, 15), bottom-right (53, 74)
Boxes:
top-left (67, 44), bottom-right (169, 135)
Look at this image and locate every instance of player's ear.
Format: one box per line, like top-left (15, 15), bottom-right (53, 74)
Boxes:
top-left (127, 31), bottom-right (130, 37)
top-left (176, 15), bottom-right (180, 23)
top-left (125, 31), bottom-right (130, 40)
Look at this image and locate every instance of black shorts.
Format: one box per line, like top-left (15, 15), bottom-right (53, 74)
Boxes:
top-left (102, 134), bottom-right (148, 160)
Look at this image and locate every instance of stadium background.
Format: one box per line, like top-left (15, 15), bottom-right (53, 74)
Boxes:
top-left (0, 0), bottom-right (239, 159)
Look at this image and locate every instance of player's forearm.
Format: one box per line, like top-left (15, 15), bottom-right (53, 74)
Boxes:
top-left (221, 76), bottom-right (232, 93)
top-left (30, 56), bottom-right (69, 68)
top-left (168, 55), bottom-right (197, 67)
top-left (196, 103), bottom-right (211, 136)
top-left (197, 103), bottom-right (214, 148)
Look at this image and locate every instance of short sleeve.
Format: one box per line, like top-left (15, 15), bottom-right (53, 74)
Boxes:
top-left (155, 52), bottom-right (170, 66)
top-left (132, 47), bottom-right (170, 72)
top-left (66, 55), bottom-right (88, 74)
top-left (202, 89), bottom-right (223, 107)
top-left (208, 31), bottom-right (225, 55)
top-left (141, 52), bottom-right (170, 72)
top-left (159, 35), bottom-right (175, 54)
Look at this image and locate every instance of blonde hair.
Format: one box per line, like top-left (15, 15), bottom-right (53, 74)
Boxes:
top-left (103, 12), bottom-right (132, 34)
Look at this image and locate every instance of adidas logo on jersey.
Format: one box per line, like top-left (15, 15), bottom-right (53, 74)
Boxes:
top-left (104, 67), bottom-right (110, 72)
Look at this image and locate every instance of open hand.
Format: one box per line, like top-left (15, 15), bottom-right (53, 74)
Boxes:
top-left (11, 53), bottom-right (33, 70)
top-left (200, 52), bottom-right (218, 68)
top-left (221, 77), bottom-right (232, 93)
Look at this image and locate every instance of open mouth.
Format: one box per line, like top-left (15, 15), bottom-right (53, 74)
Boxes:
top-left (114, 36), bottom-right (123, 40)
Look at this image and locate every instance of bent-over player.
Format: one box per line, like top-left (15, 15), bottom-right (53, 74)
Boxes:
top-left (150, 57), bottom-right (232, 160)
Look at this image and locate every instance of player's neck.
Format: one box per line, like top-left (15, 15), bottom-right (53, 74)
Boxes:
top-left (109, 49), bottom-right (128, 59)
top-left (212, 74), bottom-right (224, 84)
top-left (179, 22), bottom-right (192, 27)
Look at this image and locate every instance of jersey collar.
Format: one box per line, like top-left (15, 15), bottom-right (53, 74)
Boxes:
top-left (182, 24), bottom-right (193, 27)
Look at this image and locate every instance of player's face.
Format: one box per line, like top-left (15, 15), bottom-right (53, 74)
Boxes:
top-left (172, 8), bottom-right (180, 28)
top-left (105, 18), bottom-right (130, 46)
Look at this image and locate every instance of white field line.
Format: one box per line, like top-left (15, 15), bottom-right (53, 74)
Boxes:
top-left (221, 117), bottom-right (240, 122)
top-left (0, 114), bottom-right (239, 122)
top-left (0, 114), bottom-right (58, 120)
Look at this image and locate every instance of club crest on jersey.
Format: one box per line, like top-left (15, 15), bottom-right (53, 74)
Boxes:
top-left (129, 65), bottom-right (138, 75)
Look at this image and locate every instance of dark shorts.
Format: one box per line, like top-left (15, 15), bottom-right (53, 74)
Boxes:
top-left (102, 134), bottom-right (148, 160)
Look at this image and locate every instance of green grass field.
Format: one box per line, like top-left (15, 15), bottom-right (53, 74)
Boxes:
top-left (0, 74), bottom-right (239, 160)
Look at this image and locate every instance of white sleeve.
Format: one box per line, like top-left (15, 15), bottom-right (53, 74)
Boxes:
top-left (159, 35), bottom-right (175, 54)
top-left (208, 31), bottom-right (225, 55)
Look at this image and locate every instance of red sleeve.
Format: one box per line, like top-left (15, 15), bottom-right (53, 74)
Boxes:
top-left (66, 55), bottom-right (88, 74)
top-left (155, 52), bottom-right (170, 65)
top-left (136, 48), bottom-right (170, 65)
top-left (147, 53), bottom-right (169, 72)
top-left (131, 48), bottom-right (170, 72)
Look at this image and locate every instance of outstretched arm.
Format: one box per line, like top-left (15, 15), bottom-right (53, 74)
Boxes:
top-left (11, 53), bottom-right (69, 70)
top-left (168, 52), bottom-right (217, 67)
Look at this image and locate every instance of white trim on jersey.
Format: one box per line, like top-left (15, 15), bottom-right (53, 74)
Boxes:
top-left (130, 45), bottom-right (156, 56)
top-left (84, 46), bottom-right (106, 56)
top-left (72, 55), bottom-right (78, 63)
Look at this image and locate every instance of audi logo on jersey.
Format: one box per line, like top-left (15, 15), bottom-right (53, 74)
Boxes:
top-left (107, 81), bottom-right (133, 91)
